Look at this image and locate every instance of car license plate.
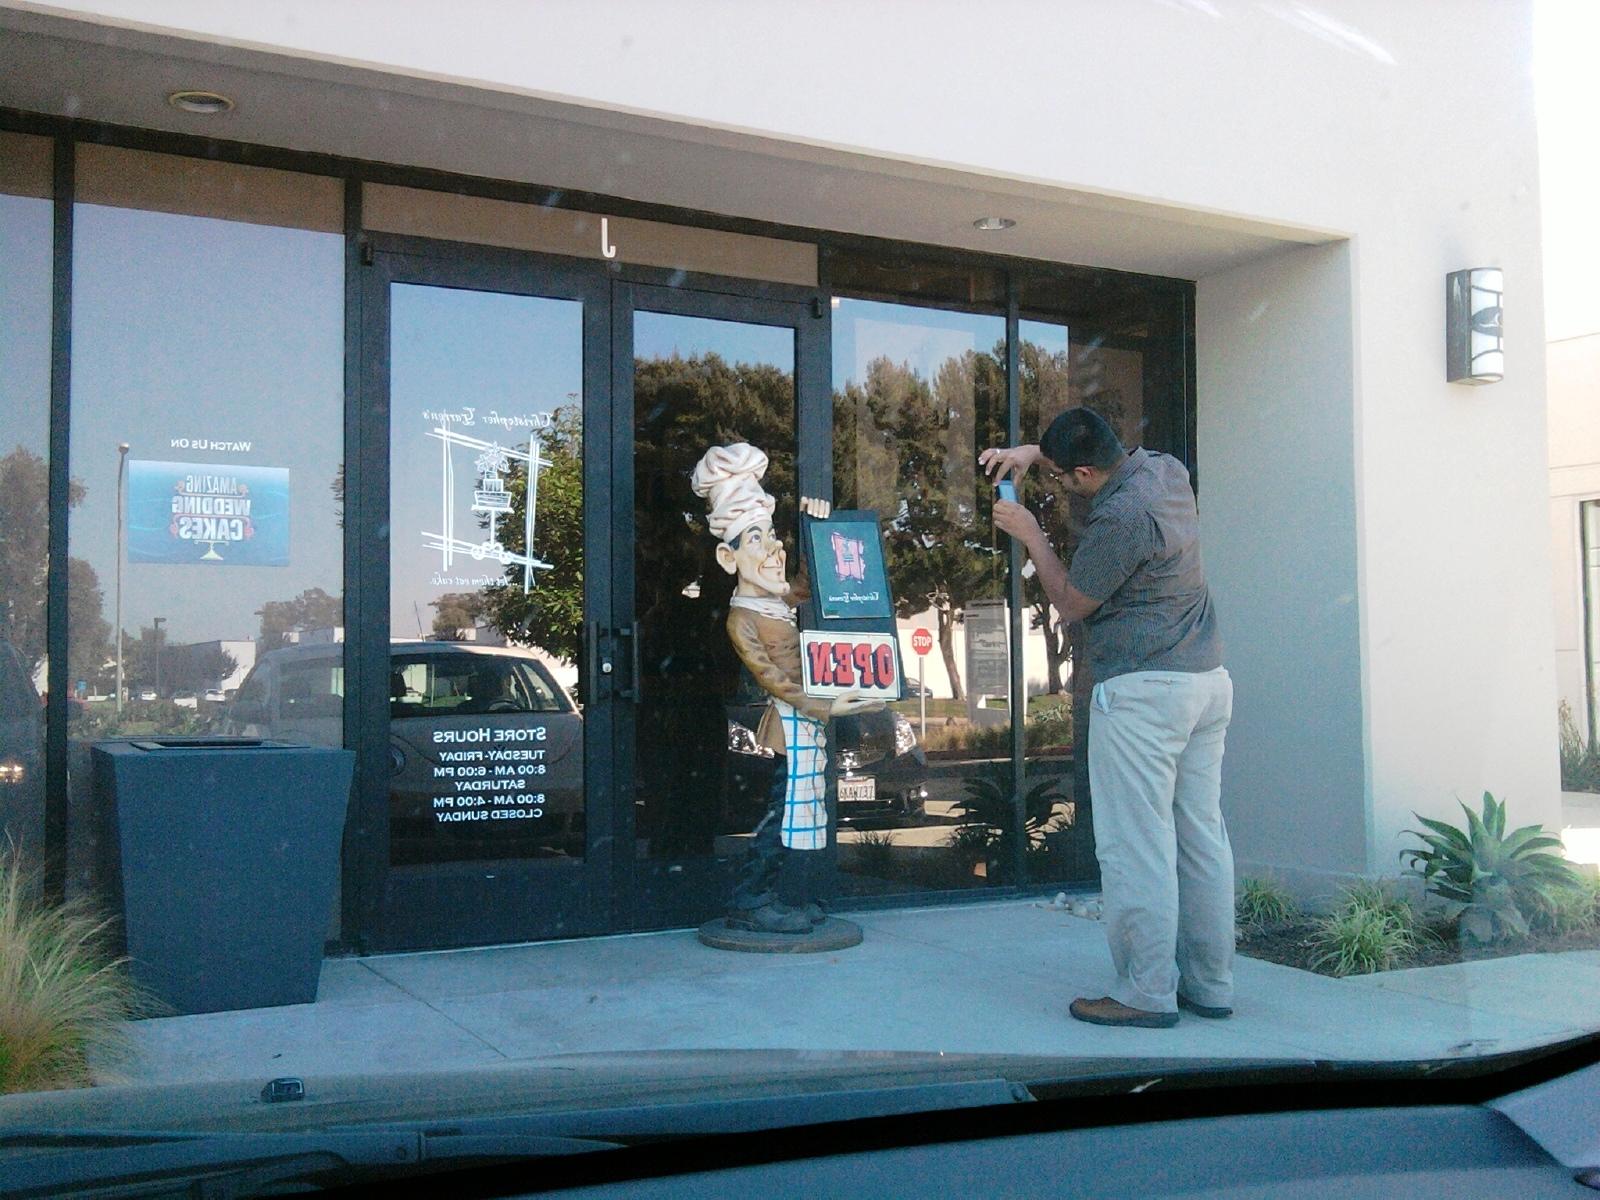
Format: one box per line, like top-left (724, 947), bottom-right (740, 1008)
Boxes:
top-left (838, 777), bottom-right (875, 804)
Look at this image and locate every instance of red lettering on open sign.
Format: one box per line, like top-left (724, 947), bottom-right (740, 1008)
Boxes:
top-left (832, 643), bottom-right (855, 686)
top-left (875, 644), bottom-right (895, 686)
top-left (807, 640), bottom-right (834, 686)
top-left (853, 643), bottom-right (874, 687)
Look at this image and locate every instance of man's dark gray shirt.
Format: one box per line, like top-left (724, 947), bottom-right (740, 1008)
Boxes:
top-left (1065, 447), bottom-right (1223, 682)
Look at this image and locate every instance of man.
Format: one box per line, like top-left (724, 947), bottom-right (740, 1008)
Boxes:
top-left (983, 409), bottom-right (1233, 1029)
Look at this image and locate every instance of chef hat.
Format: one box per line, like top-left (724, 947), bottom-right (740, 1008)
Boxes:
top-left (691, 442), bottom-right (776, 544)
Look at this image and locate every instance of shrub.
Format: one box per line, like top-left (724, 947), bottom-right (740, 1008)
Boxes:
top-left (853, 830), bottom-right (898, 879)
top-left (944, 823), bottom-right (996, 876)
top-left (1236, 876), bottom-right (1299, 932)
top-left (1401, 792), bottom-right (1581, 945)
top-left (1338, 879), bottom-right (1425, 938)
top-left (916, 709), bottom-right (1073, 757)
top-left (1533, 872), bottom-right (1600, 938)
top-left (1308, 905), bottom-right (1417, 977)
top-left (0, 848), bottom-right (148, 1093)
top-left (1559, 701), bottom-right (1600, 793)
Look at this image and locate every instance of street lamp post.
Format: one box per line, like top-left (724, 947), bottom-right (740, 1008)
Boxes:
top-left (114, 443), bottom-right (130, 716)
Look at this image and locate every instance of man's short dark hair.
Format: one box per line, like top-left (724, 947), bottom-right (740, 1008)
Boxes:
top-left (1039, 408), bottom-right (1125, 472)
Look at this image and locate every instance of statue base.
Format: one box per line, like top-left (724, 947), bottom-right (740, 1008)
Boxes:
top-left (697, 916), bottom-right (864, 954)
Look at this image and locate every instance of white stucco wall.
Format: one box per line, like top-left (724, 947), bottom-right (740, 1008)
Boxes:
top-left (7, 0), bottom-right (1558, 882)
top-left (1198, 242), bottom-right (1367, 886)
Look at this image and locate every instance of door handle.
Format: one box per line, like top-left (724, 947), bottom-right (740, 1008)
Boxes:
top-left (619, 620), bottom-right (644, 705)
top-left (585, 620), bottom-right (601, 703)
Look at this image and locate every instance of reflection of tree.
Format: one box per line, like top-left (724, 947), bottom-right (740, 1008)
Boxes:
top-left (834, 352), bottom-right (1006, 701)
top-left (479, 401), bottom-right (584, 664)
top-left (120, 624), bottom-right (164, 693)
top-left (631, 354), bottom-right (796, 636)
top-left (1018, 340), bottom-right (1073, 693)
top-left (0, 447), bottom-right (111, 684)
top-left (430, 592), bottom-right (486, 640)
top-left (120, 625), bottom-right (238, 694)
top-left (1018, 336), bottom-right (1141, 695)
top-left (482, 356), bottom-right (798, 672)
top-left (165, 643), bottom-right (239, 694)
top-left (256, 586), bottom-right (342, 647)
top-left (65, 559), bottom-right (112, 688)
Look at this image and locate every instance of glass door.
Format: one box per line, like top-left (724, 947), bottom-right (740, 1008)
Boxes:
top-left (355, 237), bottom-right (614, 951)
top-left (614, 282), bottom-right (829, 929)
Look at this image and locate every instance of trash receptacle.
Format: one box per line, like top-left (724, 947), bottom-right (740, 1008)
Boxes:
top-left (91, 737), bottom-right (353, 1016)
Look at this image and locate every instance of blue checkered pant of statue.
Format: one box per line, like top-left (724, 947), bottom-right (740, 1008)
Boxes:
top-left (730, 704), bottom-right (828, 913)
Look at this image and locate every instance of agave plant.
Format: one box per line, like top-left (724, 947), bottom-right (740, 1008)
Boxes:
top-left (951, 765), bottom-right (1067, 844)
top-left (949, 764), bottom-right (1069, 884)
top-left (1400, 792), bottom-right (1579, 945)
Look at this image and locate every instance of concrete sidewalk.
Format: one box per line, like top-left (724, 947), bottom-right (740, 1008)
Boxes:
top-left (102, 899), bottom-right (1600, 1086)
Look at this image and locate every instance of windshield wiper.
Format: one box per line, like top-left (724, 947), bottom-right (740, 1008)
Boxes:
top-left (1, 1126), bottom-right (622, 1199)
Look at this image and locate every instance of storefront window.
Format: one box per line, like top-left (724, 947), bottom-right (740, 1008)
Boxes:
top-left (0, 132), bottom-right (53, 864)
top-left (65, 147), bottom-right (344, 892)
top-left (832, 297), bottom-right (1021, 894)
top-left (386, 284), bottom-right (587, 865)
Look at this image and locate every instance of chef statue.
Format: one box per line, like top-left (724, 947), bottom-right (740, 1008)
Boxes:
top-left (691, 443), bottom-right (884, 936)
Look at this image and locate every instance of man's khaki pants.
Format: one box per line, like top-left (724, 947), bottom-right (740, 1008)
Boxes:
top-left (1088, 667), bottom-right (1234, 1014)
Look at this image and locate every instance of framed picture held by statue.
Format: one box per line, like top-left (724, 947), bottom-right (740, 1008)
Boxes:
top-left (802, 514), bottom-right (894, 623)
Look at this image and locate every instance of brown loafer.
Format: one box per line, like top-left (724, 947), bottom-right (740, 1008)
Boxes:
top-left (1177, 993), bottom-right (1232, 1019)
top-left (1069, 996), bottom-right (1179, 1029)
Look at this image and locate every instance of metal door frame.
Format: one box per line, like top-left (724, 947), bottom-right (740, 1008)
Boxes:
top-left (610, 277), bottom-right (832, 932)
top-left (350, 233), bottom-right (617, 952)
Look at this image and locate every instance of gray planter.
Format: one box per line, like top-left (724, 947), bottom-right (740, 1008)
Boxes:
top-left (92, 738), bottom-right (353, 1015)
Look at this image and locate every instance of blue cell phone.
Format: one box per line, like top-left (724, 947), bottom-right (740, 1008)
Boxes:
top-left (995, 479), bottom-right (1017, 503)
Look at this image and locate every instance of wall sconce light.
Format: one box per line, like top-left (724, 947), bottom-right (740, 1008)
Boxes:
top-left (1446, 267), bottom-right (1503, 385)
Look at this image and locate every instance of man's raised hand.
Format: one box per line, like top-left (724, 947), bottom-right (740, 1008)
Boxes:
top-left (993, 498), bottom-right (1044, 551)
top-left (978, 443), bottom-right (1041, 483)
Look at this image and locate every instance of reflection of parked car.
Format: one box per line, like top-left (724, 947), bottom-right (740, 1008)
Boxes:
top-left (223, 640), bottom-right (583, 864)
top-left (724, 699), bottom-right (927, 830)
top-left (203, 688), bottom-right (227, 703)
top-left (172, 691), bottom-right (198, 709)
top-left (137, 689), bottom-right (157, 702)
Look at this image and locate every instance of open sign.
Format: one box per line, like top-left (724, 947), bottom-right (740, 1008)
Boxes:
top-left (799, 631), bottom-right (903, 700)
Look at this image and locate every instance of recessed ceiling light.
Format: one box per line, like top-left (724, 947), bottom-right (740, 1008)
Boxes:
top-left (166, 90), bottom-right (234, 115)
top-left (972, 216), bottom-right (1016, 231)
